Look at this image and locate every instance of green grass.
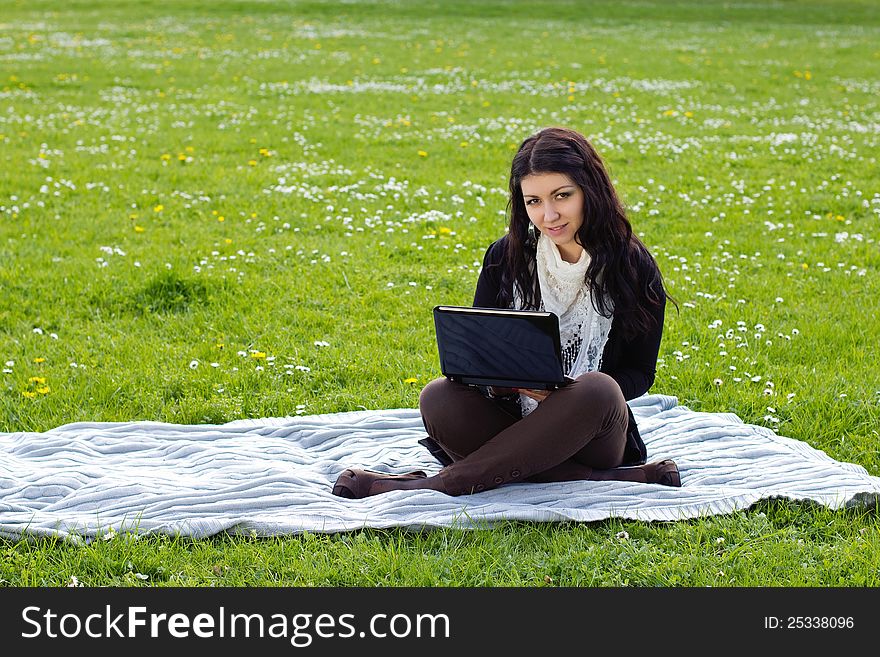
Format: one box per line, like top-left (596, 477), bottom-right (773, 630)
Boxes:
top-left (1, 0), bottom-right (879, 587)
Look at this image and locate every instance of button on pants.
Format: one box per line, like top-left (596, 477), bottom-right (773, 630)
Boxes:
top-left (419, 371), bottom-right (629, 496)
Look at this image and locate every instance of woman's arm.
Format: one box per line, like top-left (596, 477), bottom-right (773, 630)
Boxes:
top-left (607, 292), bottom-right (665, 400)
top-left (604, 254), bottom-right (667, 400)
top-left (472, 237), bottom-right (508, 308)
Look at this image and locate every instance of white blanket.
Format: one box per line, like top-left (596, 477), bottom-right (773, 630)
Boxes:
top-left (2, 394), bottom-right (878, 541)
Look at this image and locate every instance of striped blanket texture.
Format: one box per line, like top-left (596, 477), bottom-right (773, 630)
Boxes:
top-left (2, 393), bottom-right (878, 541)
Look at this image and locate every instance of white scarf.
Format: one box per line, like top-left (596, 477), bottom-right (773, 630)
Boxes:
top-left (514, 233), bottom-right (614, 415)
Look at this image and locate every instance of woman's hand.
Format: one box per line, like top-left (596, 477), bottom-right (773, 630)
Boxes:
top-left (518, 388), bottom-right (552, 403)
top-left (487, 386), bottom-right (518, 398)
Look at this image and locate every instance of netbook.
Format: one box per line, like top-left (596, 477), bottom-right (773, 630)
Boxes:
top-left (432, 305), bottom-right (575, 390)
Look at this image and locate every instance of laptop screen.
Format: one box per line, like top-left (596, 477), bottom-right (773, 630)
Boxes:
top-left (433, 306), bottom-right (566, 389)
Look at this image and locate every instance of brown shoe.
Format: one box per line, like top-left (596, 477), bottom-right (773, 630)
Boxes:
top-left (645, 460), bottom-right (681, 487)
top-left (331, 468), bottom-right (428, 499)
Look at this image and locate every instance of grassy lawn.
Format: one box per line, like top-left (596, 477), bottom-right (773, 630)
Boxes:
top-left (1, 0), bottom-right (878, 586)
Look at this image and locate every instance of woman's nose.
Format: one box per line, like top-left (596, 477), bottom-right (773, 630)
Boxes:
top-left (544, 203), bottom-right (560, 221)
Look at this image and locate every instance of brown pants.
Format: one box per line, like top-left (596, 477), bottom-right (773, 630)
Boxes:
top-left (419, 372), bottom-right (629, 496)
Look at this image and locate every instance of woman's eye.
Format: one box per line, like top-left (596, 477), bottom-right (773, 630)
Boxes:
top-left (557, 192), bottom-right (570, 199)
top-left (525, 198), bottom-right (538, 206)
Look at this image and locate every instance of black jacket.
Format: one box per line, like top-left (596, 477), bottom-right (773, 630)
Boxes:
top-left (471, 235), bottom-right (667, 466)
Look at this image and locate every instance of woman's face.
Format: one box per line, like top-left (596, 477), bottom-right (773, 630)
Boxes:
top-left (520, 172), bottom-right (585, 263)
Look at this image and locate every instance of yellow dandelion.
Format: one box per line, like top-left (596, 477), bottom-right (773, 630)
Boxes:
top-left (177, 153), bottom-right (186, 161)
top-left (185, 146), bottom-right (194, 153)
top-left (34, 357), bottom-right (45, 363)
top-left (29, 376), bottom-right (46, 384)
top-left (134, 225), bottom-right (145, 233)
top-left (251, 351), bottom-right (267, 360)
top-left (804, 71), bottom-right (812, 80)
top-left (801, 263), bottom-right (809, 270)
top-left (684, 111), bottom-right (694, 118)
top-left (403, 377), bottom-right (418, 384)
top-left (154, 204), bottom-right (163, 212)
top-left (22, 391), bottom-right (37, 399)
top-left (248, 159), bottom-right (257, 166)
top-left (439, 226), bottom-right (452, 234)
top-left (224, 238), bottom-right (232, 244)
top-left (36, 386), bottom-right (50, 395)
top-left (417, 150), bottom-right (428, 157)
top-left (161, 153), bottom-right (171, 161)
top-left (217, 216), bottom-right (225, 222)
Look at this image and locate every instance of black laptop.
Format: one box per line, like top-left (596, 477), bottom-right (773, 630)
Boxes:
top-left (432, 305), bottom-right (574, 390)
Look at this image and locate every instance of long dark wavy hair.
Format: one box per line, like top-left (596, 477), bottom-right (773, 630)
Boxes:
top-left (503, 126), bottom-right (675, 340)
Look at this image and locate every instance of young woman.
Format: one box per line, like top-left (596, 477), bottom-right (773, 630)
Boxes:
top-left (332, 126), bottom-right (680, 499)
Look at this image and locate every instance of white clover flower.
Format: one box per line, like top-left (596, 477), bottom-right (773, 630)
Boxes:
top-left (713, 378), bottom-right (723, 386)
top-left (189, 360), bottom-right (199, 369)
